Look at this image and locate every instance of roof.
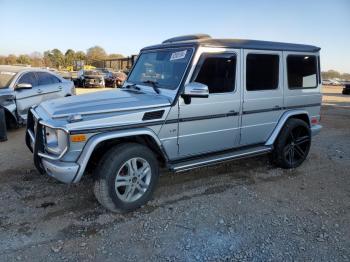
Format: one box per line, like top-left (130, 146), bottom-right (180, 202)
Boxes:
top-left (142, 34), bottom-right (321, 53)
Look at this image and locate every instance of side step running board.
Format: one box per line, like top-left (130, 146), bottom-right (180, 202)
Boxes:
top-left (169, 146), bottom-right (272, 172)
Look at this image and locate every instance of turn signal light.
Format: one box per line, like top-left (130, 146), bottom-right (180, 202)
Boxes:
top-left (71, 134), bottom-right (86, 143)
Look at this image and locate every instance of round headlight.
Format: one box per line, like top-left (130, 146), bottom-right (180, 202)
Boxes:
top-left (45, 127), bottom-right (68, 155)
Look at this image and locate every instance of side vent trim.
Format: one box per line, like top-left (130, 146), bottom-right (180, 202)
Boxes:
top-left (142, 110), bottom-right (165, 121)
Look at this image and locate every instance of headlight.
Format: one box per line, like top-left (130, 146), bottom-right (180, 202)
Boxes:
top-left (44, 126), bottom-right (68, 155)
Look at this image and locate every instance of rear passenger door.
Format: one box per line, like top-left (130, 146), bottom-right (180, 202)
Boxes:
top-left (178, 49), bottom-right (241, 157)
top-left (241, 50), bottom-right (284, 145)
top-left (36, 72), bottom-right (63, 100)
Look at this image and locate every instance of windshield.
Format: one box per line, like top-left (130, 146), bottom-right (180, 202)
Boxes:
top-left (127, 48), bottom-right (193, 90)
top-left (0, 71), bottom-right (17, 89)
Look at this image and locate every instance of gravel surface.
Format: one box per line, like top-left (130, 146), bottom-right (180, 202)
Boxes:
top-left (0, 86), bottom-right (349, 261)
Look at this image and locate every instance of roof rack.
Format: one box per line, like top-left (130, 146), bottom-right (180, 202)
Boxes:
top-left (162, 34), bottom-right (211, 44)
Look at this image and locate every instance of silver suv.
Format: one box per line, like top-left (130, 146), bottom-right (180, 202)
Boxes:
top-left (26, 35), bottom-right (322, 212)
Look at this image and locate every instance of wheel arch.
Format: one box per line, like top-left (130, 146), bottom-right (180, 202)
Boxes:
top-left (265, 110), bottom-right (310, 146)
top-left (1, 104), bottom-right (18, 128)
top-left (73, 128), bottom-right (168, 183)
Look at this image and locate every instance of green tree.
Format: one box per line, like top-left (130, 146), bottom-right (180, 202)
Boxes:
top-left (30, 52), bottom-right (44, 67)
top-left (16, 54), bottom-right (32, 65)
top-left (75, 51), bottom-right (86, 61)
top-left (64, 49), bottom-right (75, 67)
top-left (322, 70), bottom-right (341, 79)
top-left (108, 53), bottom-right (124, 59)
top-left (43, 51), bottom-right (53, 67)
top-left (5, 54), bottom-right (17, 65)
top-left (86, 46), bottom-right (107, 62)
top-left (0, 56), bottom-right (6, 65)
top-left (50, 49), bottom-right (64, 68)
top-left (342, 73), bottom-right (350, 80)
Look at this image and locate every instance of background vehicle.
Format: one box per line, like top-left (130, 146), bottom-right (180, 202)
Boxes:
top-left (94, 68), bottom-right (127, 88)
top-left (26, 35), bottom-right (322, 213)
top-left (342, 83), bottom-right (350, 95)
top-left (0, 65), bottom-right (75, 127)
top-left (75, 69), bottom-right (105, 88)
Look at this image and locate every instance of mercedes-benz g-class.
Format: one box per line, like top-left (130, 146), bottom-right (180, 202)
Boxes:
top-left (26, 34), bottom-right (322, 212)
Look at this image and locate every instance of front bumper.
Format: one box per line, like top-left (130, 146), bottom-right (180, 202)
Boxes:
top-left (311, 124), bottom-right (322, 136)
top-left (41, 159), bottom-right (79, 183)
top-left (25, 109), bottom-right (79, 184)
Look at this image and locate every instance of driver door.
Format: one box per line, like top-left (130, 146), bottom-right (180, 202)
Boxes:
top-left (15, 72), bottom-right (42, 119)
top-left (178, 50), bottom-right (241, 158)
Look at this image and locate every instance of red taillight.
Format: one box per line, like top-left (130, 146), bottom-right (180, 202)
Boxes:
top-left (311, 118), bottom-right (318, 125)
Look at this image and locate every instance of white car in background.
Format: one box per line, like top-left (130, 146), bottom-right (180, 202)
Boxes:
top-left (0, 65), bottom-right (75, 127)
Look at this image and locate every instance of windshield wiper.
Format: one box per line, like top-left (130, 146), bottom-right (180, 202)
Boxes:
top-left (142, 80), bottom-right (160, 94)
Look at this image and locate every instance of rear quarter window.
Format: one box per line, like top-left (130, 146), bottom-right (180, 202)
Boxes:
top-left (287, 55), bottom-right (317, 89)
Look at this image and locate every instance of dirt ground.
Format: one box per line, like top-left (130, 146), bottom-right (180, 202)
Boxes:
top-left (0, 86), bottom-right (349, 261)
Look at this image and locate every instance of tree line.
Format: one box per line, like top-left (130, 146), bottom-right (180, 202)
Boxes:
top-left (321, 70), bottom-right (350, 81)
top-left (0, 46), bottom-right (124, 69)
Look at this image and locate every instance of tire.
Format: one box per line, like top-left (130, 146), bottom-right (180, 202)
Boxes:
top-left (93, 143), bottom-right (159, 213)
top-left (273, 118), bottom-right (311, 169)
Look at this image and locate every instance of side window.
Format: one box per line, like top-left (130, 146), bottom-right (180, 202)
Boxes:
top-left (192, 54), bottom-right (236, 93)
top-left (37, 72), bottom-right (60, 85)
top-left (49, 74), bottom-right (60, 84)
top-left (246, 54), bottom-right (279, 91)
top-left (18, 72), bottom-right (38, 87)
top-left (287, 55), bottom-right (317, 89)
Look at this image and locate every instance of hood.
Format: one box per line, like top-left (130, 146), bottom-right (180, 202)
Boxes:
top-left (38, 89), bottom-right (171, 119)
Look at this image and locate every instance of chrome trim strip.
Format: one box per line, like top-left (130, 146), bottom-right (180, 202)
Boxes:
top-left (243, 103), bottom-right (321, 115)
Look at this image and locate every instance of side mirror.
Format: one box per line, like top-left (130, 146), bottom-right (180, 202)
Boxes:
top-left (182, 82), bottom-right (209, 98)
top-left (16, 83), bottom-right (32, 90)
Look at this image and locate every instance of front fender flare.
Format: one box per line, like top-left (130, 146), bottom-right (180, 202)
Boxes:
top-left (265, 110), bottom-right (310, 146)
top-left (72, 128), bottom-right (165, 183)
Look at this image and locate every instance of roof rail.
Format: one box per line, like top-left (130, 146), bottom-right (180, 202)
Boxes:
top-left (162, 34), bottom-right (211, 44)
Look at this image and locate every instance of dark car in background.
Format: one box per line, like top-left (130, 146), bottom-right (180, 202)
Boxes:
top-left (75, 69), bottom-right (105, 88)
top-left (342, 82), bottom-right (350, 95)
top-left (95, 68), bottom-right (127, 88)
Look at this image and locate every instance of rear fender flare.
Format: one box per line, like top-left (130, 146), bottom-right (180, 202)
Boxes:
top-left (265, 110), bottom-right (310, 146)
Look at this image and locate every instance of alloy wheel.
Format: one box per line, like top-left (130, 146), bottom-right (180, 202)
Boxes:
top-left (115, 157), bottom-right (152, 203)
top-left (284, 126), bottom-right (311, 167)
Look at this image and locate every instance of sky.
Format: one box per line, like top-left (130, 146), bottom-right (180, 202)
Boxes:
top-left (0, 0), bottom-right (349, 73)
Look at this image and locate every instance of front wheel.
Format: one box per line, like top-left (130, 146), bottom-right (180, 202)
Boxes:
top-left (273, 118), bottom-right (311, 169)
top-left (93, 143), bottom-right (159, 213)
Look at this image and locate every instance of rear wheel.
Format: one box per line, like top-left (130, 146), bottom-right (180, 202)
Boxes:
top-left (93, 143), bottom-right (159, 213)
top-left (273, 118), bottom-right (311, 169)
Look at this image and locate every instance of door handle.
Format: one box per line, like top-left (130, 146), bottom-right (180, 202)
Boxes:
top-left (273, 105), bottom-right (282, 110)
top-left (37, 89), bottom-right (43, 94)
top-left (228, 110), bottom-right (237, 116)
top-left (58, 86), bottom-right (63, 90)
